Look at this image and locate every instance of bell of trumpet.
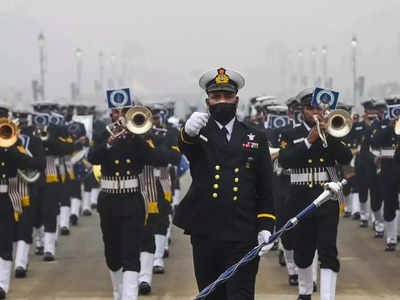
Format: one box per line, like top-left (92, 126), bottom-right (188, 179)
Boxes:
top-left (269, 147), bottom-right (280, 160)
top-left (0, 117), bottom-right (19, 148)
top-left (325, 109), bottom-right (353, 138)
top-left (394, 118), bottom-right (400, 136)
top-left (125, 106), bottom-right (153, 135)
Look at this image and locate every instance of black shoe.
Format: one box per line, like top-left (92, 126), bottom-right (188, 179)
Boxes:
top-left (15, 266), bottom-right (27, 278)
top-left (385, 243), bottom-right (397, 251)
top-left (343, 211), bottom-right (351, 218)
top-left (313, 281), bottom-right (317, 292)
top-left (0, 287), bottom-right (6, 299)
top-left (297, 295), bottom-right (311, 300)
top-left (43, 252), bottom-right (55, 261)
top-left (35, 246), bottom-right (44, 256)
top-left (91, 203), bottom-right (97, 210)
top-left (360, 220), bottom-right (368, 228)
top-left (163, 249), bottom-right (169, 258)
top-left (279, 250), bottom-right (286, 267)
top-left (138, 281), bottom-right (151, 295)
top-left (288, 274), bottom-right (298, 286)
top-left (352, 212), bottom-right (360, 220)
top-left (70, 215), bottom-right (78, 226)
top-left (153, 266), bottom-right (165, 274)
top-left (82, 209), bottom-right (92, 216)
top-left (60, 227), bottom-right (70, 236)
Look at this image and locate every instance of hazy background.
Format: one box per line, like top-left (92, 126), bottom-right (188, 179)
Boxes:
top-left (1, 0), bottom-right (400, 115)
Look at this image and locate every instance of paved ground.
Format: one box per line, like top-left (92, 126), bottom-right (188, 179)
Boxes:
top-left (7, 174), bottom-right (400, 299)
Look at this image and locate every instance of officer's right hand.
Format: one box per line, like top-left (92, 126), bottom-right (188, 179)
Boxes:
top-left (184, 112), bottom-right (209, 137)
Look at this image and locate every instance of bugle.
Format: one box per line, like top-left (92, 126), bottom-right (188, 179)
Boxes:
top-left (0, 118), bottom-right (19, 148)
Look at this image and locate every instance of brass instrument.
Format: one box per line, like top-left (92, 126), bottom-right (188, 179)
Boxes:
top-left (0, 118), bottom-right (19, 147)
top-left (269, 147), bottom-right (280, 160)
top-left (314, 109), bottom-right (353, 148)
top-left (395, 118), bottom-right (400, 136)
top-left (106, 106), bottom-right (153, 137)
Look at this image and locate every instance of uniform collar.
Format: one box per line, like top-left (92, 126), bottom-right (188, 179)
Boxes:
top-left (214, 117), bottom-right (235, 135)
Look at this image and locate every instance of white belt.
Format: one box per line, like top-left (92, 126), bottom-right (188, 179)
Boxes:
top-left (0, 184), bottom-right (8, 193)
top-left (101, 176), bottom-right (139, 193)
top-left (290, 168), bottom-right (329, 185)
top-left (380, 149), bottom-right (395, 158)
top-left (153, 169), bottom-right (161, 177)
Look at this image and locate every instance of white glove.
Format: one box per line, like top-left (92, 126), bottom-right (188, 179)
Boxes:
top-left (324, 182), bottom-right (341, 195)
top-left (184, 112), bottom-right (209, 137)
top-left (257, 230), bottom-right (273, 256)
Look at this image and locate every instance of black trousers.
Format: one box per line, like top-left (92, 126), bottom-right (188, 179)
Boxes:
top-left (381, 160), bottom-right (400, 222)
top-left (42, 183), bottom-right (61, 232)
top-left (274, 174), bottom-right (295, 250)
top-left (293, 201), bottom-right (340, 272)
top-left (191, 235), bottom-right (259, 300)
top-left (355, 154), bottom-right (382, 211)
top-left (0, 195), bottom-right (15, 261)
top-left (98, 192), bottom-right (145, 272)
top-left (83, 172), bottom-right (99, 192)
top-left (140, 224), bottom-right (156, 253)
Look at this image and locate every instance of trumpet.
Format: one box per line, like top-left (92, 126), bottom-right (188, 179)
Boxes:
top-left (0, 118), bottom-right (19, 148)
top-left (314, 109), bottom-right (353, 148)
top-left (106, 106), bottom-right (153, 137)
top-left (394, 118), bottom-right (400, 136)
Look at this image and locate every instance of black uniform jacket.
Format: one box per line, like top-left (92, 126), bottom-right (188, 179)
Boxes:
top-left (278, 122), bottom-right (352, 214)
top-left (87, 134), bottom-right (180, 216)
top-left (173, 118), bottom-right (275, 242)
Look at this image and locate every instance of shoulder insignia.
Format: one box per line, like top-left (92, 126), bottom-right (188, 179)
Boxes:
top-left (280, 140), bottom-right (288, 149)
top-left (146, 139), bottom-right (155, 148)
top-left (17, 145), bottom-right (27, 154)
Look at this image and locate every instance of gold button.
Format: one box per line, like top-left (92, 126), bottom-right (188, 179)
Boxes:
top-left (2, 174), bottom-right (6, 178)
top-left (213, 184), bottom-right (219, 189)
top-left (233, 196), bottom-right (238, 201)
top-left (308, 159), bottom-right (312, 163)
top-left (233, 187), bottom-right (239, 192)
top-left (215, 174), bottom-right (220, 180)
top-left (126, 158), bottom-right (131, 164)
top-left (234, 178), bottom-right (239, 183)
top-left (114, 160), bottom-right (120, 165)
top-left (212, 193), bottom-right (218, 198)
top-left (309, 183), bottom-right (313, 188)
top-left (0, 162), bottom-right (5, 166)
top-left (215, 165), bottom-right (221, 171)
top-left (126, 170), bottom-right (131, 175)
top-left (320, 158), bottom-right (324, 162)
top-left (115, 172), bottom-right (120, 176)
top-left (234, 168), bottom-right (239, 173)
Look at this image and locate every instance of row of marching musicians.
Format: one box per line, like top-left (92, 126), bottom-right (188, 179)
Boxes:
top-left (0, 102), bottom-right (104, 299)
top-left (246, 91), bottom-right (400, 300)
top-left (0, 99), bottom-right (184, 299)
top-left (86, 97), bottom-right (183, 300)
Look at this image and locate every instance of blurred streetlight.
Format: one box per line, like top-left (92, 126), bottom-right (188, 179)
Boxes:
top-left (109, 54), bottom-right (117, 88)
top-left (75, 48), bottom-right (83, 100)
top-left (38, 32), bottom-right (46, 100)
top-left (311, 47), bottom-right (317, 85)
top-left (351, 35), bottom-right (358, 107)
top-left (321, 45), bottom-right (328, 87)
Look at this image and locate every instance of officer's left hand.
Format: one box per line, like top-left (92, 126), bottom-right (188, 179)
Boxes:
top-left (257, 230), bottom-right (273, 256)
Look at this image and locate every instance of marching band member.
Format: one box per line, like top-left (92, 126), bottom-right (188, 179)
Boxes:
top-left (12, 110), bottom-right (46, 278)
top-left (371, 97), bottom-right (400, 251)
top-left (0, 106), bottom-right (42, 299)
top-left (354, 99), bottom-right (382, 228)
top-left (174, 68), bottom-right (275, 300)
top-left (88, 97), bottom-right (180, 300)
top-left (278, 88), bottom-right (352, 300)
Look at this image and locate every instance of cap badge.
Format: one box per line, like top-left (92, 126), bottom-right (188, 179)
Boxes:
top-left (215, 68), bottom-right (229, 84)
top-left (247, 133), bottom-right (255, 141)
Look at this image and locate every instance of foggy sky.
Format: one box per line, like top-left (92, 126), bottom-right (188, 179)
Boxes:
top-left (1, 0), bottom-right (400, 112)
